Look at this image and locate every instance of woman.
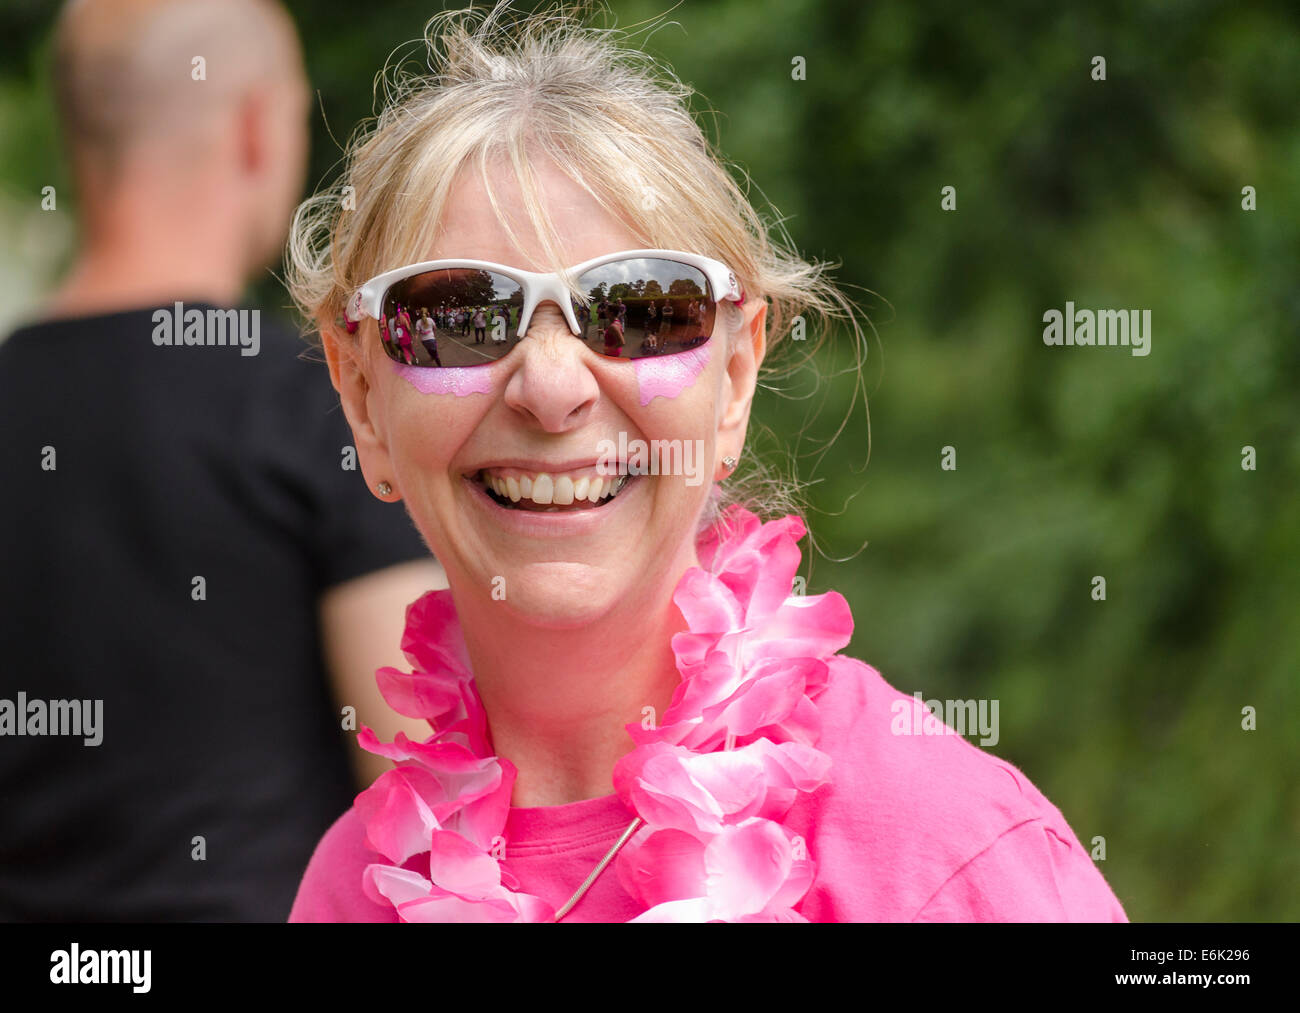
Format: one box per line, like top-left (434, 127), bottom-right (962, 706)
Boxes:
top-left (601, 306), bottom-right (625, 357)
top-left (415, 306), bottom-right (441, 366)
top-left (286, 4), bottom-right (1126, 923)
top-left (392, 303), bottom-right (414, 364)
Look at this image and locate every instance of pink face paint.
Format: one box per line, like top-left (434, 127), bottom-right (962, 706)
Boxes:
top-left (394, 362), bottom-right (495, 396)
top-left (633, 343), bottom-right (711, 406)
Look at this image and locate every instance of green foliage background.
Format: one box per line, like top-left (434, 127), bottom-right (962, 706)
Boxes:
top-left (1, 0), bottom-right (1295, 921)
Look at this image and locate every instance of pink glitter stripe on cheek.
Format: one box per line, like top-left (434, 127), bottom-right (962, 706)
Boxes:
top-left (393, 362), bottom-right (495, 396)
top-left (633, 343), bottom-right (711, 406)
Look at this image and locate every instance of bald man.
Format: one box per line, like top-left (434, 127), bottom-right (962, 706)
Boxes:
top-left (0, 0), bottom-right (445, 921)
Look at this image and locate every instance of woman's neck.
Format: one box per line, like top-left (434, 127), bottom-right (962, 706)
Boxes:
top-left (455, 561), bottom-right (695, 808)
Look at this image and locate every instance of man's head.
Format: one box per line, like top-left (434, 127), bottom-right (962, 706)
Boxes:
top-left (53, 0), bottom-right (309, 276)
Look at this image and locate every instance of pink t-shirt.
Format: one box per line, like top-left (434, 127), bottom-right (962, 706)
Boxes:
top-left (289, 655), bottom-right (1128, 922)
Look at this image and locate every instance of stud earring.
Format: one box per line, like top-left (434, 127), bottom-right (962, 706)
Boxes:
top-left (376, 481), bottom-right (392, 496)
top-left (722, 456), bottom-right (737, 472)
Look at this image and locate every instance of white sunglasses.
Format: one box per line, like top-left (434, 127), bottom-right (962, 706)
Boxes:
top-left (343, 249), bottom-right (744, 368)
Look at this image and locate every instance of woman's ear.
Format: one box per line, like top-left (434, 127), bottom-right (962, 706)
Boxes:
top-left (715, 297), bottom-right (767, 475)
top-left (319, 319), bottom-right (400, 501)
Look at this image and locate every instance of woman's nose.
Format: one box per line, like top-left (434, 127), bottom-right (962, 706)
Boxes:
top-left (501, 303), bottom-right (601, 430)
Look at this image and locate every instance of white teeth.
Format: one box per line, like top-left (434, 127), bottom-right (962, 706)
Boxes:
top-left (480, 469), bottom-right (634, 508)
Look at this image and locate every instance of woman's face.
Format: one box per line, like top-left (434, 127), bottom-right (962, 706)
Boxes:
top-left (330, 155), bottom-right (764, 629)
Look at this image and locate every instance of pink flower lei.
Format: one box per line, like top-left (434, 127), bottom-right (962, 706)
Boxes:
top-left (354, 505), bottom-right (854, 922)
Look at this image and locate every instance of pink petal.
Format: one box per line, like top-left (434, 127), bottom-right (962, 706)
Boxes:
top-left (736, 907), bottom-right (810, 923)
top-left (614, 745), bottom-right (723, 836)
top-left (439, 757), bottom-right (516, 850)
top-left (510, 894), bottom-right (558, 921)
top-left (672, 569), bottom-right (744, 635)
top-left (616, 742), bottom-right (774, 835)
top-left (659, 650), bottom-right (747, 722)
top-left (615, 828), bottom-right (707, 907)
top-left (397, 891), bottom-right (521, 923)
top-left (740, 529), bottom-right (804, 624)
top-left (766, 850), bottom-right (817, 912)
top-left (701, 820), bottom-right (793, 919)
top-left (353, 734), bottom-right (514, 849)
top-left (400, 590), bottom-right (473, 676)
top-left (667, 630), bottom-right (719, 677)
top-left (628, 897), bottom-right (717, 923)
top-left (742, 592), bottom-right (853, 662)
top-left (374, 665), bottom-right (468, 724)
top-left (753, 738), bottom-right (833, 793)
top-left (427, 829), bottom-right (504, 898)
top-left (698, 657), bottom-right (814, 737)
top-left (357, 726), bottom-right (481, 771)
top-left (675, 749), bottom-right (769, 819)
top-left (354, 766), bottom-right (442, 865)
top-left (362, 864), bottom-right (431, 909)
top-left (695, 506), bottom-right (763, 572)
top-left (749, 693), bottom-right (824, 747)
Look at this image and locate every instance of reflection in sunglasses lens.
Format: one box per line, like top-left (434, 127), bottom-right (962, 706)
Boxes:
top-left (378, 259), bottom-right (715, 367)
top-left (380, 269), bottom-right (522, 367)
top-left (574, 259), bottom-right (714, 361)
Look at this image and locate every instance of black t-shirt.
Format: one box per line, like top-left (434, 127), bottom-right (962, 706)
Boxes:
top-left (0, 304), bottom-right (430, 921)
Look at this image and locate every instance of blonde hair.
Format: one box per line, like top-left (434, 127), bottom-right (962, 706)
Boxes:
top-left (285, 1), bottom-right (870, 537)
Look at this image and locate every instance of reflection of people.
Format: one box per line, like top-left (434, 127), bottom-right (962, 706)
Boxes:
top-left (393, 304), bottom-right (414, 362)
top-left (643, 300), bottom-right (659, 352)
top-left (473, 306), bottom-right (487, 343)
top-left (0, 0), bottom-right (444, 922)
top-left (288, 6), bottom-right (1127, 924)
top-left (416, 308), bottom-right (441, 365)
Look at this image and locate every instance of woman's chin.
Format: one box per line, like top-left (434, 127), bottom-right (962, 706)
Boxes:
top-left (488, 584), bottom-right (624, 631)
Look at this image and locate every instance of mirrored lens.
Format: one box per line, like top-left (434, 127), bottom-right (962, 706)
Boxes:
top-left (378, 259), bottom-right (717, 368)
top-left (380, 269), bottom-right (523, 367)
top-left (571, 258), bottom-right (715, 360)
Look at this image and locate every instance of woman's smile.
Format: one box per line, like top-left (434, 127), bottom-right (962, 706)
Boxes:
top-left (473, 465), bottom-right (633, 510)
top-left (463, 464), bottom-right (645, 536)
